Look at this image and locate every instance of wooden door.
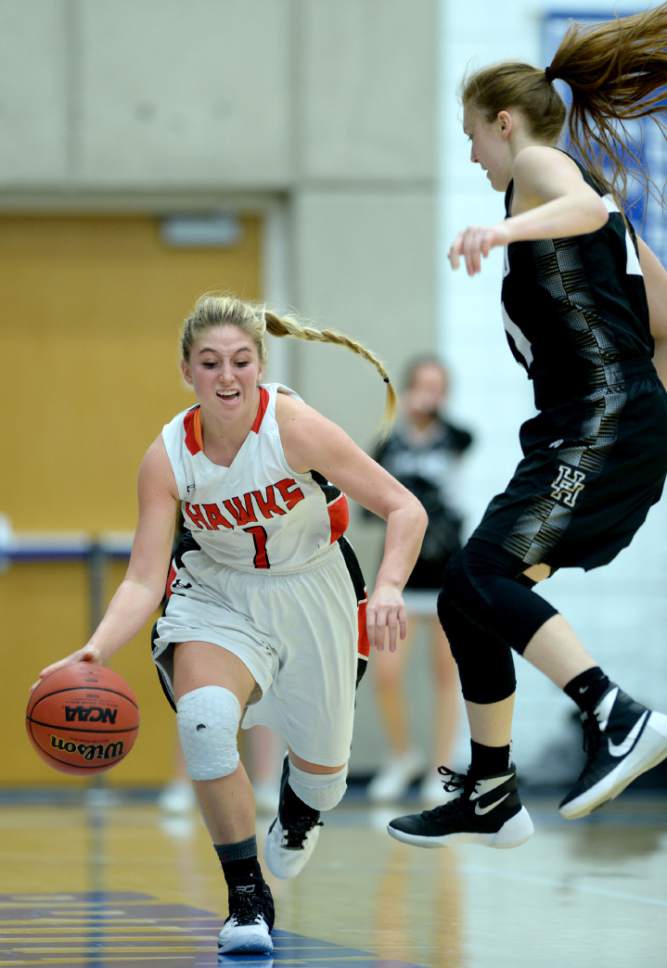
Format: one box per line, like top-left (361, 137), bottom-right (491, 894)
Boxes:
top-left (1, 213), bottom-right (261, 785)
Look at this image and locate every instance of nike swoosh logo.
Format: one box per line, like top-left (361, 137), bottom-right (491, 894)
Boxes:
top-left (474, 793), bottom-right (510, 816)
top-left (469, 773), bottom-right (512, 800)
top-left (608, 711), bottom-right (649, 758)
top-left (594, 687), bottom-right (618, 732)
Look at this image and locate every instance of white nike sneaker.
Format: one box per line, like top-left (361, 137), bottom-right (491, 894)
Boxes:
top-left (264, 815), bottom-right (322, 879)
top-left (367, 750), bottom-right (426, 803)
top-left (387, 765), bottom-right (534, 849)
top-left (559, 685), bottom-right (667, 819)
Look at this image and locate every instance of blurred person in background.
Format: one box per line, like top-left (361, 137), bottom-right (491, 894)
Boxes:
top-left (389, 5), bottom-right (667, 851)
top-left (33, 293), bottom-right (426, 957)
top-left (366, 357), bottom-right (473, 803)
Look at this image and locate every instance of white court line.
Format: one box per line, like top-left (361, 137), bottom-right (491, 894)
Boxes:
top-left (462, 862), bottom-right (667, 909)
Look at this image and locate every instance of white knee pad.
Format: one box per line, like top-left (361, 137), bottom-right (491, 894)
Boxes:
top-left (288, 761), bottom-right (348, 812)
top-left (176, 686), bottom-right (241, 781)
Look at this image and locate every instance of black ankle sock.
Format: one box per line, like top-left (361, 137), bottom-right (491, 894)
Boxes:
top-left (214, 837), bottom-right (263, 889)
top-left (564, 667), bottom-right (611, 714)
top-left (469, 740), bottom-right (511, 778)
top-left (280, 781), bottom-right (320, 827)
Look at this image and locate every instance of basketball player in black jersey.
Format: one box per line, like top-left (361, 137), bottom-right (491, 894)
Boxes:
top-left (389, 5), bottom-right (667, 849)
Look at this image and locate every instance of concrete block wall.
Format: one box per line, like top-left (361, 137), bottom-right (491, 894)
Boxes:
top-left (289, 1), bottom-right (440, 775)
top-left (0, 0), bottom-right (293, 189)
top-left (298, 0), bottom-right (435, 181)
top-left (0, 0), bottom-right (69, 181)
top-left (0, 0), bottom-right (434, 191)
top-left (76, 0), bottom-right (294, 186)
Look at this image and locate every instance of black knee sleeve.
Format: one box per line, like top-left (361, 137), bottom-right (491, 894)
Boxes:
top-left (437, 540), bottom-right (557, 704)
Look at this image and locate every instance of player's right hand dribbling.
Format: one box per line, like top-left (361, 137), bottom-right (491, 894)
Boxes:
top-left (30, 644), bottom-right (102, 692)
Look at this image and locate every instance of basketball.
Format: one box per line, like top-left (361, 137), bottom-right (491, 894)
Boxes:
top-left (25, 662), bottom-right (140, 775)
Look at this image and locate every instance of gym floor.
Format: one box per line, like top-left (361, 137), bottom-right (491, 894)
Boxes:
top-left (0, 791), bottom-right (665, 967)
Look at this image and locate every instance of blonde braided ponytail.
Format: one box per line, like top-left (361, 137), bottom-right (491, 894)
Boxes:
top-left (180, 293), bottom-right (396, 432)
top-left (264, 310), bottom-right (397, 431)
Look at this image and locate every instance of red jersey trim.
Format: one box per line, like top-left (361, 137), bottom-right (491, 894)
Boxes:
top-left (357, 598), bottom-right (370, 658)
top-left (251, 386), bottom-right (270, 433)
top-left (328, 493), bottom-right (349, 544)
top-left (183, 407), bottom-right (203, 456)
top-left (184, 388), bottom-right (266, 456)
top-left (164, 561), bottom-right (177, 599)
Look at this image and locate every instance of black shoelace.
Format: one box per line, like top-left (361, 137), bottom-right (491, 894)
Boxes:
top-left (282, 816), bottom-right (323, 849)
top-left (420, 767), bottom-right (478, 820)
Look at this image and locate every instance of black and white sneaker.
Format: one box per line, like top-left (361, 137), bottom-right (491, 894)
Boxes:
top-left (387, 765), bottom-right (534, 849)
top-left (218, 880), bottom-right (274, 955)
top-left (264, 756), bottom-right (323, 879)
top-left (559, 685), bottom-right (667, 819)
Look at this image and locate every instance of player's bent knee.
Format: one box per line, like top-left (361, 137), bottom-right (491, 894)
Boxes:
top-left (288, 761), bottom-right (348, 812)
top-left (437, 545), bottom-right (503, 634)
top-left (437, 554), bottom-right (473, 646)
top-left (176, 685), bottom-right (241, 781)
top-left (438, 548), bottom-right (466, 604)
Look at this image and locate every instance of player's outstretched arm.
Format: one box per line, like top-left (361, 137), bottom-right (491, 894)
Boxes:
top-left (637, 236), bottom-right (667, 391)
top-left (33, 438), bottom-right (178, 686)
top-left (277, 394), bottom-right (428, 653)
top-left (449, 148), bottom-right (608, 275)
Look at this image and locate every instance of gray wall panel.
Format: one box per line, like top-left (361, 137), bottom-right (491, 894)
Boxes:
top-left (300, 0), bottom-right (436, 181)
top-left (292, 189), bottom-right (436, 442)
top-left (0, 0), bottom-right (69, 180)
top-left (291, 188), bottom-right (437, 773)
top-left (77, 0), bottom-right (292, 185)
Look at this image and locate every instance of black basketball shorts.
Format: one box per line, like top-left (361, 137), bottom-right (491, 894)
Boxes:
top-left (472, 374), bottom-right (667, 571)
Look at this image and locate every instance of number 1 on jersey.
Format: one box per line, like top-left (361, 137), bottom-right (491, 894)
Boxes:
top-left (243, 525), bottom-right (270, 569)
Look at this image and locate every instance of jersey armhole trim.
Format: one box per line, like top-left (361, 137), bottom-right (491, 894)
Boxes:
top-left (184, 406), bottom-right (203, 456)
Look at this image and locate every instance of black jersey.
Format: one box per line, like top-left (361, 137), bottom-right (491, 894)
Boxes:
top-left (370, 417), bottom-right (474, 568)
top-left (501, 160), bottom-right (653, 411)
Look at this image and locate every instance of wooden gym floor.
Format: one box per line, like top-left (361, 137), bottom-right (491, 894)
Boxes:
top-left (0, 792), bottom-right (665, 967)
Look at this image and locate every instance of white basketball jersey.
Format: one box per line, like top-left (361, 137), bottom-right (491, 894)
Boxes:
top-left (161, 383), bottom-right (349, 576)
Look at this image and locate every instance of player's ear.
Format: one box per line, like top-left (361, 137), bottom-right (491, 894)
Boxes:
top-left (181, 359), bottom-right (193, 385)
top-left (497, 110), bottom-right (512, 137)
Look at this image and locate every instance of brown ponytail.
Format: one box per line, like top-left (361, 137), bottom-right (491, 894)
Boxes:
top-left (552, 4), bottom-right (667, 203)
top-left (462, 4), bottom-right (667, 207)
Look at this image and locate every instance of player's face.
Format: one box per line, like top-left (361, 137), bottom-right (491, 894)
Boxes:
top-left (462, 103), bottom-right (512, 191)
top-left (182, 324), bottom-right (263, 416)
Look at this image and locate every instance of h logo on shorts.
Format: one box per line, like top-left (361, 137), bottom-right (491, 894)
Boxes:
top-left (550, 464), bottom-right (586, 508)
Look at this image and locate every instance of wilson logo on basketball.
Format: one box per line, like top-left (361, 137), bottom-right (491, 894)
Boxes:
top-left (50, 735), bottom-right (124, 761)
top-left (64, 706), bottom-right (118, 724)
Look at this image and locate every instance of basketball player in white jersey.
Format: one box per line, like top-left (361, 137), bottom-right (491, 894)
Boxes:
top-left (34, 293), bottom-right (427, 957)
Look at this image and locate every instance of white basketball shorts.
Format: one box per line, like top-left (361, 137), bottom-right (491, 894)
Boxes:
top-left (152, 543), bottom-right (365, 767)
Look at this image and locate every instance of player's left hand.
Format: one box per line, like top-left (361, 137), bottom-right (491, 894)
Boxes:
top-left (366, 584), bottom-right (407, 652)
top-left (448, 223), bottom-right (511, 275)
